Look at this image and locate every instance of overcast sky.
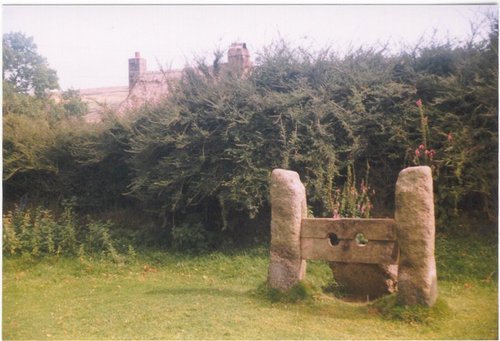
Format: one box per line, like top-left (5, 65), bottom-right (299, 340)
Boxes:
top-left (3, 4), bottom-right (497, 90)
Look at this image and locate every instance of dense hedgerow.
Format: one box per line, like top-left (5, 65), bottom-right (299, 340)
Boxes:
top-left (126, 26), bottom-right (497, 243)
top-left (3, 20), bottom-right (498, 250)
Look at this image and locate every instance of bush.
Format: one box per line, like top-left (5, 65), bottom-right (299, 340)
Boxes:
top-left (171, 221), bottom-right (212, 253)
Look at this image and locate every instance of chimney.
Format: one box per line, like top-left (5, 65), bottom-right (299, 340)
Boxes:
top-left (227, 42), bottom-right (251, 72)
top-left (128, 52), bottom-right (147, 89)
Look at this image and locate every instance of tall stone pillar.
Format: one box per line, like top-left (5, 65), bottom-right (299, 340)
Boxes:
top-left (267, 169), bottom-right (307, 291)
top-left (395, 166), bottom-right (438, 306)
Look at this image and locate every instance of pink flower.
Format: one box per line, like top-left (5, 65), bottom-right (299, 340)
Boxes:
top-left (447, 133), bottom-right (453, 141)
top-left (415, 148), bottom-right (421, 157)
top-left (419, 144), bottom-right (425, 150)
top-left (416, 99), bottom-right (423, 108)
top-left (360, 180), bottom-right (367, 193)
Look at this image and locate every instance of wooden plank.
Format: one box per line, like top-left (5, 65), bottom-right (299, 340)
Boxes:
top-left (301, 238), bottom-right (399, 264)
top-left (301, 218), bottom-right (396, 240)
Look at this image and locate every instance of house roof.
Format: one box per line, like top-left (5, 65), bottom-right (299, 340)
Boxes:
top-left (118, 69), bottom-right (183, 114)
top-left (79, 42), bottom-right (251, 122)
top-left (75, 86), bottom-right (129, 123)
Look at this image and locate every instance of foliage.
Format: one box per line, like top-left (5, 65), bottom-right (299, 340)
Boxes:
top-left (412, 99), bottom-right (434, 166)
top-left (3, 92), bottom-right (132, 212)
top-left (330, 163), bottom-right (373, 218)
top-left (47, 115), bottom-right (134, 212)
top-left (58, 88), bottom-right (89, 119)
top-left (3, 32), bottom-right (59, 97)
top-left (2, 70), bottom-right (95, 207)
top-left (127, 29), bottom-right (497, 242)
top-left (2, 205), bottom-right (124, 261)
top-left (2, 21), bottom-right (498, 245)
top-left (126, 42), bottom-right (367, 246)
top-left (170, 220), bottom-right (212, 253)
top-left (3, 98), bottom-right (58, 184)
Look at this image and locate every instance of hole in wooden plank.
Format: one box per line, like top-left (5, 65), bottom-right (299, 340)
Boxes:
top-left (328, 233), bottom-right (340, 246)
top-left (355, 233), bottom-right (368, 246)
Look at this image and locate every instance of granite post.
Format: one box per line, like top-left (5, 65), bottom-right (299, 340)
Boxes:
top-left (395, 166), bottom-right (438, 306)
top-left (267, 169), bottom-right (307, 290)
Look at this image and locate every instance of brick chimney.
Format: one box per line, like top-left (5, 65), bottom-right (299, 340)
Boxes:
top-left (128, 52), bottom-right (147, 89)
top-left (227, 42), bottom-right (251, 72)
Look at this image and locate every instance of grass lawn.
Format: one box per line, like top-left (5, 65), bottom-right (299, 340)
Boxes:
top-left (3, 235), bottom-right (498, 339)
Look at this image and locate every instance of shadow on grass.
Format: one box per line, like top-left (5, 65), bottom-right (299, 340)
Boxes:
top-left (144, 287), bottom-right (247, 298)
top-left (249, 281), bottom-right (373, 320)
top-left (145, 284), bottom-right (369, 321)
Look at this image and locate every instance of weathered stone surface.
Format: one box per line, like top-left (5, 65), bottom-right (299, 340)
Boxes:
top-left (395, 166), bottom-right (438, 306)
top-left (329, 262), bottom-right (398, 299)
top-left (267, 169), bottom-right (307, 290)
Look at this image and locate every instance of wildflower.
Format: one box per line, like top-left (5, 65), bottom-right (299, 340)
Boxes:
top-left (419, 144), bottom-right (425, 150)
top-left (415, 148), bottom-right (421, 157)
top-left (416, 99), bottom-right (423, 108)
top-left (447, 133), bottom-right (453, 141)
top-left (425, 149), bottom-right (436, 160)
top-left (360, 180), bottom-right (367, 194)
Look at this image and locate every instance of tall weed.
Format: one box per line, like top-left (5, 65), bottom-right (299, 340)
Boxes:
top-left (3, 211), bottom-right (20, 255)
top-left (2, 205), bottom-right (123, 261)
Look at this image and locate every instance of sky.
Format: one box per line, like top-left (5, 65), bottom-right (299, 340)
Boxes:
top-left (3, 4), bottom-right (497, 90)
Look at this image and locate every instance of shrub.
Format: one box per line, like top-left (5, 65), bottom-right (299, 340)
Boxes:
top-left (171, 221), bottom-right (212, 253)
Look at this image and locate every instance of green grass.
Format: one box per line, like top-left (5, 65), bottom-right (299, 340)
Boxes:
top-left (3, 236), bottom-right (498, 340)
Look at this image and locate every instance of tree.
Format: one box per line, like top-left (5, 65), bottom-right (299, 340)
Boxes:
top-left (3, 32), bottom-right (59, 97)
top-left (60, 89), bottom-right (89, 119)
